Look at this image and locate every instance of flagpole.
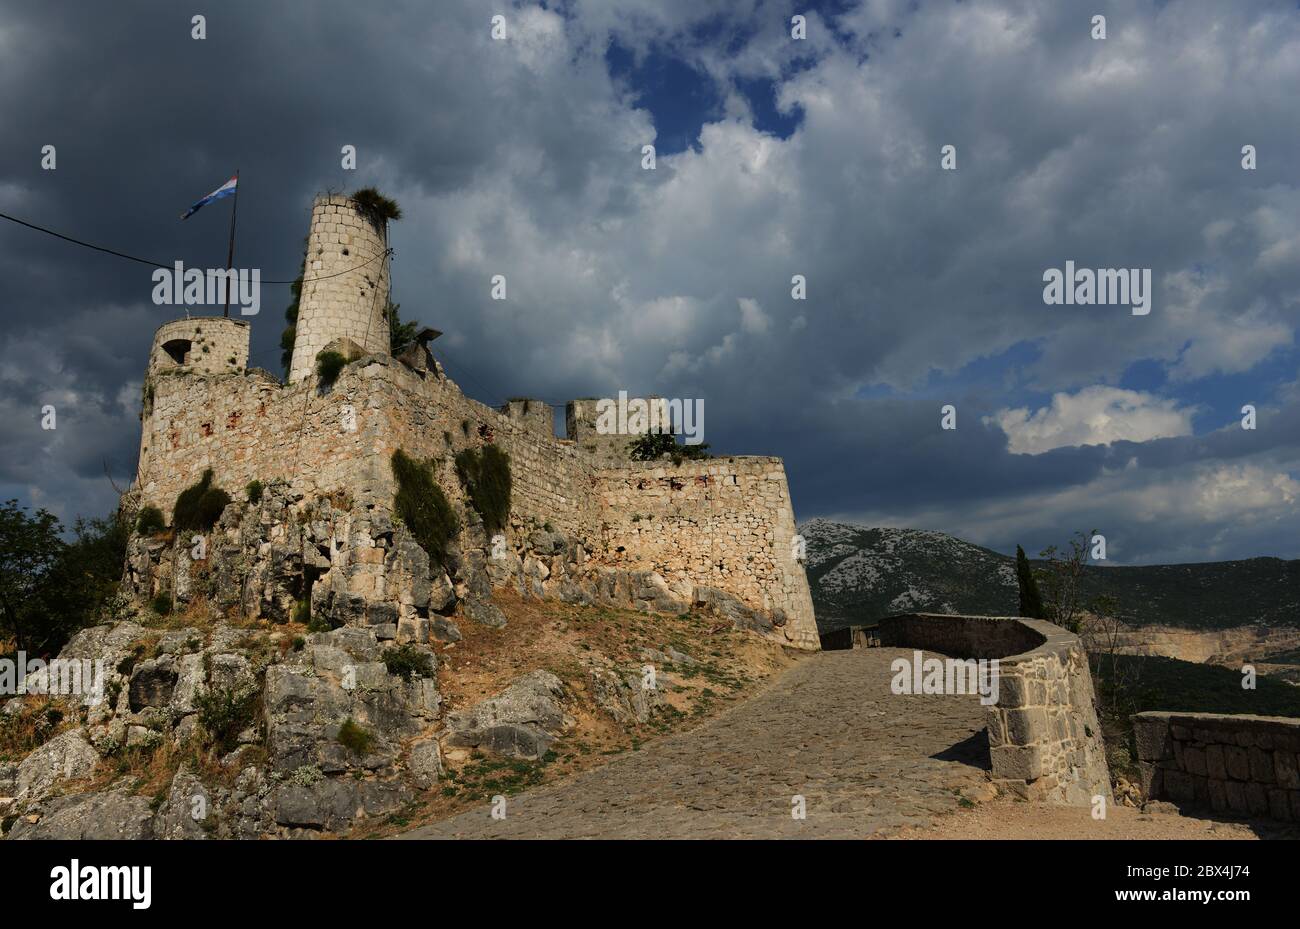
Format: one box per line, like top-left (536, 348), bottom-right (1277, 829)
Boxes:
top-left (223, 169), bottom-right (239, 318)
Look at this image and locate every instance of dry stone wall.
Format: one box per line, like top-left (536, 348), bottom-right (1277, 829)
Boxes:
top-left (1134, 711), bottom-right (1300, 822)
top-left (880, 613), bottom-right (1110, 805)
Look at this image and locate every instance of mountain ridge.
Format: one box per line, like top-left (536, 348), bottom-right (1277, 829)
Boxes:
top-left (800, 518), bottom-right (1300, 634)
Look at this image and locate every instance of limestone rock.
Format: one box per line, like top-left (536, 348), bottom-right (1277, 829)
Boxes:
top-left (128, 656), bottom-right (178, 711)
top-left (8, 788), bottom-right (154, 840)
top-left (461, 596), bottom-right (507, 629)
top-left (444, 670), bottom-right (568, 759)
top-left (16, 728), bottom-right (100, 800)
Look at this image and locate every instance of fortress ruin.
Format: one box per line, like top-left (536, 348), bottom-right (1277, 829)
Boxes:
top-left (126, 193), bottom-right (821, 652)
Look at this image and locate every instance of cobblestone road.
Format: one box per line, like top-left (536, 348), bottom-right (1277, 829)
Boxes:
top-left (401, 648), bottom-right (992, 839)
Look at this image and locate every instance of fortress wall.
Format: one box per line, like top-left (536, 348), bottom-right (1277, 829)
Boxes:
top-left (594, 458), bottom-right (820, 649)
top-left (135, 368), bottom-right (387, 515)
top-left (1134, 712), bottom-right (1300, 822)
top-left (361, 359), bottom-right (600, 545)
top-left (880, 614), bottom-right (1111, 805)
top-left (132, 354), bottom-right (820, 650)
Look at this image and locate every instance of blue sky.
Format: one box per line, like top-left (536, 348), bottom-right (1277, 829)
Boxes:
top-left (0, 0), bottom-right (1297, 565)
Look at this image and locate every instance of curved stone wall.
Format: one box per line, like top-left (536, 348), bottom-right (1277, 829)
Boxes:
top-left (880, 613), bottom-right (1110, 805)
top-left (148, 316), bottom-right (249, 378)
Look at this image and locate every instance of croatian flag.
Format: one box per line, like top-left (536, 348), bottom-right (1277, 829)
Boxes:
top-left (180, 175), bottom-right (237, 220)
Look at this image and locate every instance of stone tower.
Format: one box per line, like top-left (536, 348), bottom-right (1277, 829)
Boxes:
top-left (288, 194), bottom-right (392, 383)
top-left (148, 316), bottom-right (250, 378)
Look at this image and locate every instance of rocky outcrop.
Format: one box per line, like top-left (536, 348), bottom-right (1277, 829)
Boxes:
top-left (444, 670), bottom-right (570, 760)
top-left (9, 788), bottom-right (155, 840)
top-left (15, 729), bottom-right (100, 801)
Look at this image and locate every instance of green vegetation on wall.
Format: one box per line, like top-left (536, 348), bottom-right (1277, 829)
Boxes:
top-left (135, 505), bottom-right (166, 535)
top-left (315, 350), bottom-right (347, 386)
top-left (628, 432), bottom-right (711, 466)
top-left (454, 444), bottom-right (512, 535)
top-left (173, 469), bottom-right (233, 532)
top-left (391, 450), bottom-right (458, 563)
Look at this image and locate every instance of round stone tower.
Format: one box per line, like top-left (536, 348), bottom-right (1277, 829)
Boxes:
top-left (288, 194), bottom-right (392, 383)
top-left (148, 316), bottom-right (250, 378)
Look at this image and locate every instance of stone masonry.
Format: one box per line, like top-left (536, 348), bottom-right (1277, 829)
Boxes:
top-left (880, 613), bottom-right (1110, 805)
top-left (1134, 711), bottom-right (1300, 823)
top-left (287, 194), bottom-right (391, 383)
top-left (149, 317), bottom-right (249, 377)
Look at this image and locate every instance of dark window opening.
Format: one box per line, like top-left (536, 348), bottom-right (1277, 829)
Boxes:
top-left (162, 339), bottom-right (192, 365)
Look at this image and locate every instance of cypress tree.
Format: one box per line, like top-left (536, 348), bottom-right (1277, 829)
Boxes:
top-left (1016, 545), bottom-right (1048, 619)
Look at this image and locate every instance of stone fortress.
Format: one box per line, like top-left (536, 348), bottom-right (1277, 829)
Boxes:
top-left (127, 193), bottom-right (821, 653)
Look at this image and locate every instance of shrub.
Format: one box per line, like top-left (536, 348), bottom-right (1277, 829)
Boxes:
top-left (454, 445), bottom-right (511, 534)
top-left (629, 432), bottom-right (711, 466)
top-left (350, 187), bottom-right (402, 231)
top-left (151, 592), bottom-right (172, 616)
top-left (382, 644), bottom-right (434, 681)
top-left (0, 701), bottom-right (66, 761)
top-left (135, 506), bottom-right (165, 534)
top-left (391, 450), bottom-right (458, 562)
top-left (336, 717), bottom-right (374, 756)
top-left (173, 469), bottom-right (232, 531)
top-left (194, 686), bottom-right (259, 754)
top-left (245, 480), bottom-right (264, 505)
top-left (291, 598), bottom-right (310, 625)
top-left (316, 350), bottom-right (347, 387)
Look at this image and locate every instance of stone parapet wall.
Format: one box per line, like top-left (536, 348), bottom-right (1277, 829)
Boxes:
top-left (1134, 711), bottom-right (1300, 822)
top-left (880, 613), bottom-right (1110, 805)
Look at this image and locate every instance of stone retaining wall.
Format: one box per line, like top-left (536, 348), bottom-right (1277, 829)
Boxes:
top-left (879, 613), bottom-right (1110, 805)
top-left (1134, 711), bottom-right (1300, 822)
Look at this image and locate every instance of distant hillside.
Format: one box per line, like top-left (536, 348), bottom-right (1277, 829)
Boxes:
top-left (801, 519), bottom-right (1300, 634)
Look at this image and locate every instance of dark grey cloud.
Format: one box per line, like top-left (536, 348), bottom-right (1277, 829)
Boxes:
top-left (1, 0), bottom-right (1296, 564)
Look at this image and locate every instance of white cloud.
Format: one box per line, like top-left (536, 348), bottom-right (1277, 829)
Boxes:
top-left (737, 297), bottom-right (769, 335)
top-left (992, 386), bottom-right (1195, 454)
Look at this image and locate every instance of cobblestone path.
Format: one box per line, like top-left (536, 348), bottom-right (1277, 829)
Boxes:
top-left (401, 648), bottom-right (993, 839)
